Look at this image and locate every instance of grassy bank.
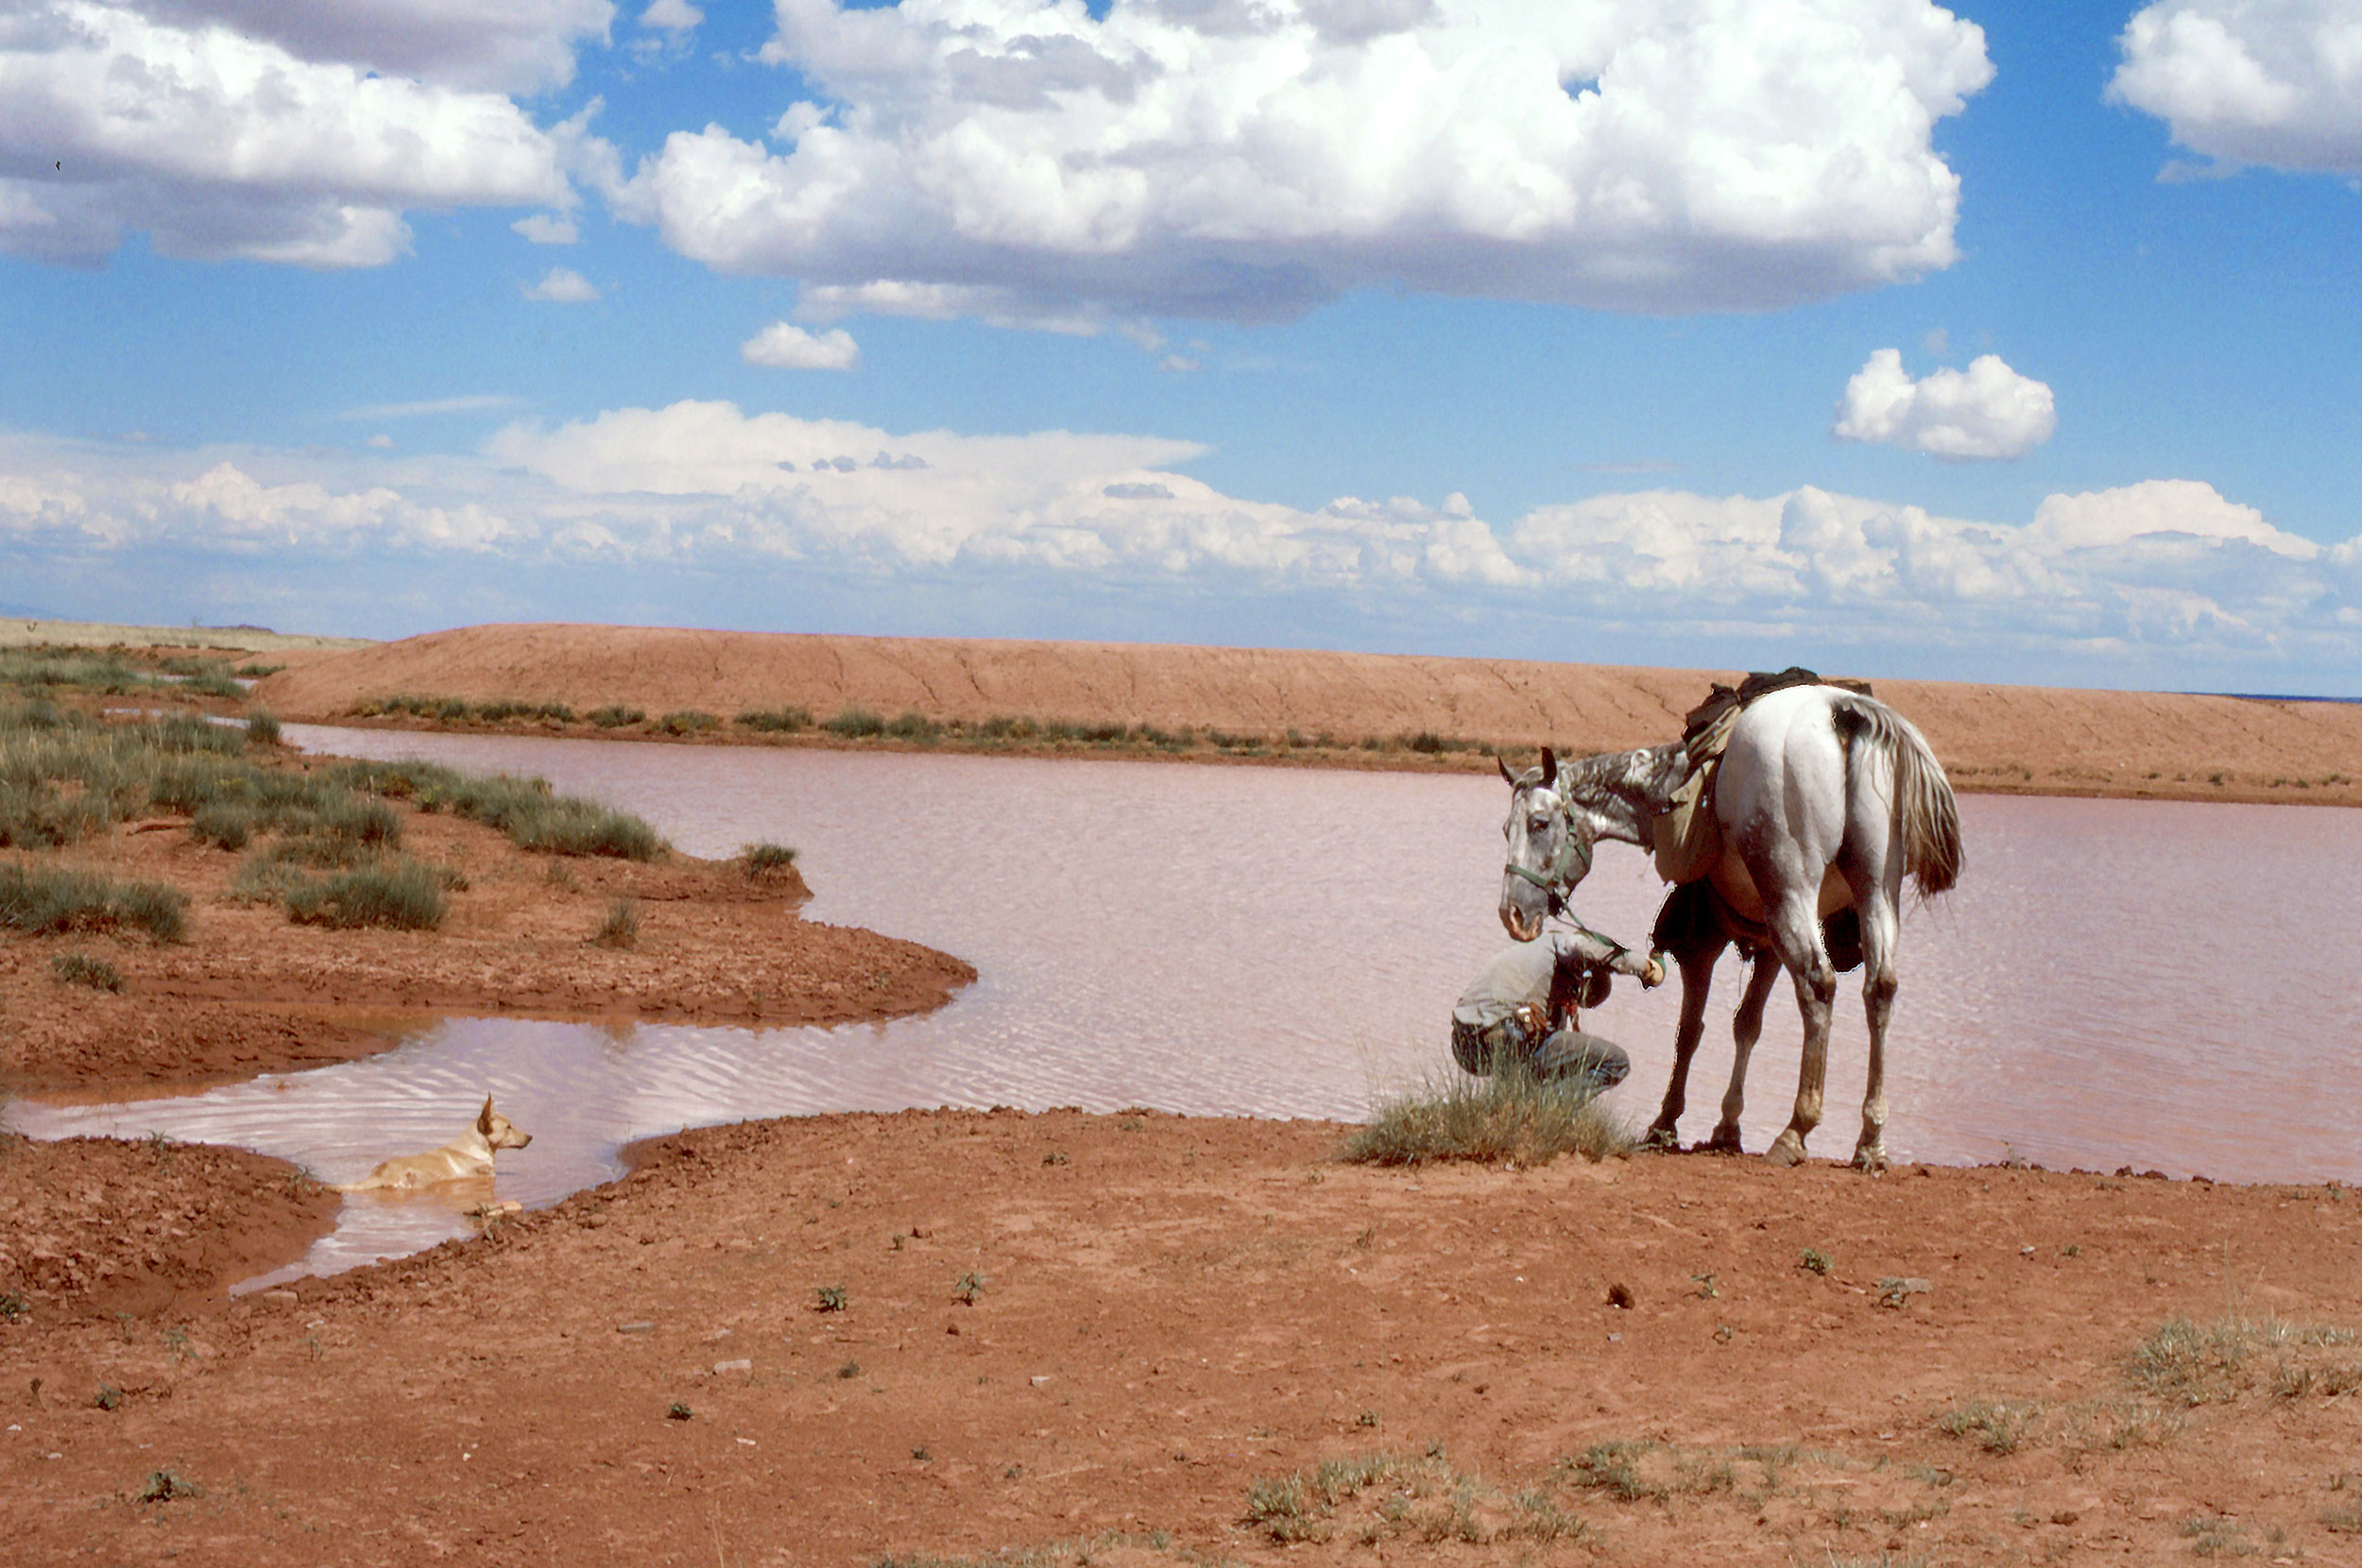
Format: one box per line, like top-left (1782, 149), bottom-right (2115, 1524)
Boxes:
top-left (346, 690), bottom-right (1500, 766)
top-left (2, 660), bottom-right (665, 940)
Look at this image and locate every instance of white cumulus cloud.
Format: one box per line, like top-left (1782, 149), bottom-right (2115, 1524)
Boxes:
top-left (524, 266), bottom-right (601, 302)
top-left (0, 2), bottom-right (593, 267)
top-left (8, 413), bottom-right (2357, 684)
top-left (2112, 0), bottom-right (2362, 174)
top-left (640, 0), bottom-right (701, 33)
top-left (740, 322), bottom-right (861, 371)
top-left (608, 0), bottom-right (1994, 328)
top-left (1834, 349), bottom-right (2057, 460)
top-left (512, 212), bottom-right (580, 245)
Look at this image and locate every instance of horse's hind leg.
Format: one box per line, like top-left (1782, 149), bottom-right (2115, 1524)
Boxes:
top-left (1647, 938), bottom-right (1724, 1150)
top-left (1709, 952), bottom-right (1780, 1152)
top-left (1851, 891), bottom-right (1902, 1170)
top-left (1763, 896), bottom-right (1839, 1167)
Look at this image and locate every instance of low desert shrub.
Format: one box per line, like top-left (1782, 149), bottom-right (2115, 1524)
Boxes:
top-left (1343, 1058), bottom-right (1632, 1167)
top-left (243, 708), bottom-right (282, 746)
top-left (325, 758), bottom-right (662, 860)
top-left (50, 951), bottom-right (124, 991)
top-left (0, 864), bottom-right (187, 942)
top-left (739, 842), bottom-right (797, 878)
top-left (735, 707), bottom-right (812, 733)
top-left (589, 705), bottom-right (644, 729)
top-left (824, 706), bottom-right (885, 739)
top-left (658, 709), bottom-right (718, 736)
top-left (591, 897), bottom-right (639, 949)
top-left (283, 860), bottom-right (447, 930)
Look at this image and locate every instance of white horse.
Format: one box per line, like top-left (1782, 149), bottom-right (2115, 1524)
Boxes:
top-left (1498, 685), bottom-right (1961, 1169)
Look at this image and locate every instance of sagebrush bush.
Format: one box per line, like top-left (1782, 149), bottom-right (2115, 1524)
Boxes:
top-left (591, 897), bottom-right (639, 948)
top-left (824, 707), bottom-right (885, 738)
top-left (739, 842), bottom-right (797, 878)
top-left (324, 758), bottom-right (661, 860)
top-left (734, 707), bottom-right (812, 733)
top-left (50, 951), bottom-right (124, 992)
top-left (0, 863), bottom-right (188, 942)
top-left (1342, 1058), bottom-right (1632, 1167)
top-left (283, 859), bottom-right (447, 930)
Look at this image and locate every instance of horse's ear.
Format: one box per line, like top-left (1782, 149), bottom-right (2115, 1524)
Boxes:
top-left (1496, 755), bottom-right (1515, 786)
top-left (1540, 747), bottom-right (1557, 787)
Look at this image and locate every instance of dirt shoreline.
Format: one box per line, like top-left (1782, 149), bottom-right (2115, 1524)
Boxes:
top-left (3, 1109), bottom-right (2357, 1567)
top-left (254, 624), bottom-right (2362, 809)
top-left (2, 795), bottom-right (972, 1100)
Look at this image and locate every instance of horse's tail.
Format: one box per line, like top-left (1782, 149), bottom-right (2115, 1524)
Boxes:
top-left (1834, 695), bottom-right (1962, 898)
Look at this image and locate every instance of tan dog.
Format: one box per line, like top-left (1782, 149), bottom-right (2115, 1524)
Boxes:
top-left (336, 1097), bottom-right (532, 1192)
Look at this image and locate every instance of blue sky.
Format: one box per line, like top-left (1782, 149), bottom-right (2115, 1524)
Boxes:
top-left (2, 0), bottom-right (2358, 693)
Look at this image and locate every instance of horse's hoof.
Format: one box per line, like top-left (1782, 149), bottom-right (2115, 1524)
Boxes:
top-left (1764, 1132), bottom-right (1808, 1167)
top-left (1852, 1145), bottom-right (1888, 1174)
top-left (1639, 1125), bottom-right (1680, 1152)
top-left (1704, 1125), bottom-right (1745, 1156)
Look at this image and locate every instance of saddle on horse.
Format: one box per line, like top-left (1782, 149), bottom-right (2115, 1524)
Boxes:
top-left (1649, 668), bottom-right (1873, 972)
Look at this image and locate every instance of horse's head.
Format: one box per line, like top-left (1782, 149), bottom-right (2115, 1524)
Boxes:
top-left (1498, 747), bottom-right (1594, 942)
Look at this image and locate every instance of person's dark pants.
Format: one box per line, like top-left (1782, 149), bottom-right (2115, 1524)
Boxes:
top-left (1452, 1019), bottom-right (1631, 1099)
top-left (1532, 1027), bottom-right (1630, 1095)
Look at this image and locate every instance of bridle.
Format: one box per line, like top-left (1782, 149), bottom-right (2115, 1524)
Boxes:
top-left (1503, 787), bottom-right (1594, 917)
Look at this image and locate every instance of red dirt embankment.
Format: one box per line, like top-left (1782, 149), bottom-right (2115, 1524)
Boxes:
top-left (257, 623), bottom-right (2362, 807)
top-left (1, 801), bottom-right (972, 1099)
top-left (3, 1110), bottom-right (2358, 1567)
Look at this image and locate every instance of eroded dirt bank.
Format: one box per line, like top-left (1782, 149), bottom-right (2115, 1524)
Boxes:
top-left (1, 803), bottom-right (972, 1099)
top-left (2, 1109), bottom-right (2356, 1567)
top-left (257, 623), bottom-right (2362, 807)
top-left (0, 1136), bottom-right (335, 1321)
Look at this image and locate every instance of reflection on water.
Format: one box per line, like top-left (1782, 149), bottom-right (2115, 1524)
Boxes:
top-left (12, 726), bottom-right (2360, 1282)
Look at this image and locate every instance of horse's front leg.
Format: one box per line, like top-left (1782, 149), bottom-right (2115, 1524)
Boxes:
top-left (1764, 900), bottom-right (1839, 1167)
top-left (1709, 952), bottom-right (1780, 1152)
top-left (1646, 943), bottom-right (1720, 1150)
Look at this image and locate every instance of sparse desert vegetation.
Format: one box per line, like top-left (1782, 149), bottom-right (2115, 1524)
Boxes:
top-left (1342, 1057), bottom-right (1633, 1167)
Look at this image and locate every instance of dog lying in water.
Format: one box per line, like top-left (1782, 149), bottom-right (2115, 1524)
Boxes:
top-left (335, 1096), bottom-right (532, 1192)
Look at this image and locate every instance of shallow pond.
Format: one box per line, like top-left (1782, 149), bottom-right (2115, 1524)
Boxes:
top-left (12, 726), bottom-right (2360, 1285)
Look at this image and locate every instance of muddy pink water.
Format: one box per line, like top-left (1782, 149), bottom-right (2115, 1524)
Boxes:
top-left (13, 727), bottom-right (2360, 1285)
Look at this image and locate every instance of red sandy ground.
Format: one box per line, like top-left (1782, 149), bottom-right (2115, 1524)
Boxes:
top-left (2, 1112), bottom-right (2357, 1567)
top-left (6, 638), bottom-right (2357, 1565)
top-left (256, 624), bottom-right (2362, 808)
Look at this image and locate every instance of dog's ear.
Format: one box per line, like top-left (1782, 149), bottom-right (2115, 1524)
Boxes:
top-left (477, 1095), bottom-right (495, 1133)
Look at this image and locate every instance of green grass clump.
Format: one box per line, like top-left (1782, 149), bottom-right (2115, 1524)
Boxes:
top-left (244, 708), bottom-right (282, 746)
top-left (658, 709), bottom-right (718, 736)
top-left (591, 897), bottom-right (639, 948)
top-left (0, 864), bottom-right (187, 942)
top-left (50, 952), bottom-right (124, 991)
top-left (884, 710), bottom-right (941, 741)
top-left (0, 646), bottom-right (155, 694)
top-left (2130, 1313), bottom-right (2359, 1406)
top-left (282, 859), bottom-right (447, 930)
top-left (739, 842), bottom-right (797, 878)
top-left (824, 706), bottom-right (885, 738)
top-left (589, 705), bottom-right (644, 729)
top-left (355, 693), bottom-right (577, 726)
top-left (1342, 1058), bottom-right (1632, 1167)
top-left (324, 758), bottom-right (662, 860)
top-left (735, 707), bottom-right (812, 733)
top-left (1935, 1399), bottom-right (2043, 1455)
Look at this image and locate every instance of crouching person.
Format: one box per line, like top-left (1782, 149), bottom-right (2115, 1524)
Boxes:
top-left (1451, 929), bottom-right (1664, 1098)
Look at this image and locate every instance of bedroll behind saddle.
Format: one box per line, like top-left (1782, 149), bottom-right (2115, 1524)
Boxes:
top-left (1648, 667), bottom-right (1873, 886)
